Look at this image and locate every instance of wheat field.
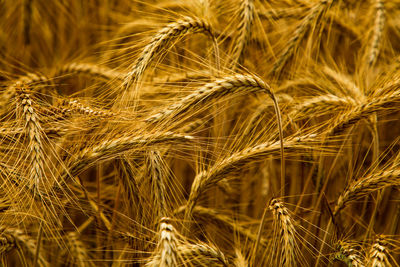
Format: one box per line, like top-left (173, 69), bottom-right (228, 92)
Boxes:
top-left (1, 0), bottom-right (400, 266)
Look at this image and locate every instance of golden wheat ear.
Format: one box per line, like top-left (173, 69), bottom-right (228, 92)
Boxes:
top-left (119, 16), bottom-right (218, 106)
top-left (146, 217), bottom-right (179, 267)
top-left (230, 0), bottom-right (254, 68)
top-left (0, 226), bottom-right (48, 267)
top-left (366, 236), bottom-right (393, 267)
top-left (331, 240), bottom-right (365, 267)
top-left (270, 0), bottom-right (335, 79)
top-left (15, 83), bottom-right (47, 198)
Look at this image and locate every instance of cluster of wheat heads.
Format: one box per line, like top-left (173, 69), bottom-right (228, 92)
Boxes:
top-left (1, 0), bottom-right (400, 266)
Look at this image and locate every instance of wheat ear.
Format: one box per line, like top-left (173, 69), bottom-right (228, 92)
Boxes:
top-left (366, 236), bottom-right (392, 267)
top-left (57, 62), bottom-right (124, 81)
top-left (0, 229), bottom-right (15, 254)
top-left (16, 84), bottom-right (46, 197)
top-left (330, 89), bottom-right (400, 135)
top-left (269, 198), bottom-right (297, 267)
top-left (179, 243), bottom-right (229, 266)
top-left (231, 0), bottom-right (254, 67)
top-left (146, 150), bottom-right (168, 219)
top-left (61, 99), bottom-right (117, 118)
top-left (0, 226), bottom-right (48, 267)
top-left (146, 74), bottom-right (278, 123)
top-left (122, 16), bottom-right (216, 98)
top-left (334, 165), bottom-right (400, 215)
top-left (290, 94), bottom-right (357, 120)
top-left (332, 240), bottom-right (365, 267)
top-left (60, 132), bottom-right (193, 184)
top-left (66, 232), bottom-right (94, 267)
top-left (368, 0), bottom-right (385, 67)
top-left (184, 133), bottom-right (317, 228)
top-left (146, 217), bottom-right (178, 267)
top-left (234, 248), bottom-right (249, 267)
top-left (1, 73), bottom-right (49, 115)
top-left (270, 0), bottom-right (334, 78)
top-left (149, 74), bottom-right (285, 207)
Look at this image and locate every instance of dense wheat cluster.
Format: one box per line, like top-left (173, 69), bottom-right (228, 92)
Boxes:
top-left (1, 0), bottom-right (400, 266)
